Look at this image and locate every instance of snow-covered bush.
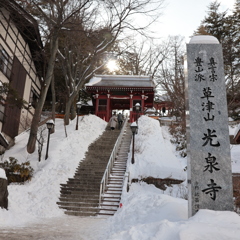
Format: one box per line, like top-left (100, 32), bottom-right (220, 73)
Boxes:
top-left (0, 157), bottom-right (33, 183)
top-left (168, 122), bottom-right (187, 158)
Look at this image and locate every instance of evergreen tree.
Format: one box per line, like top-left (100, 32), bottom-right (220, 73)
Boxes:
top-left (195, 1), bottom-right (240, 117)
top-left (227, 0), bottom-right (240, 117)
top-left (202, 1), bottom-right (228, 42)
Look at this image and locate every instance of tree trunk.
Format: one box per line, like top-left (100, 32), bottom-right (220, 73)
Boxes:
top-left (27, 34), bottom-right (59, 154)
top-left (51, 75), bottom-right (56, 133)
top-left (64, 100), bottom-right (71, 126)
top-left (70, 102), bottom-right (76, 120)
top-left (64, 91), bottom-right (78, 125)
top-left (51, 75), bottom-right (56, 122)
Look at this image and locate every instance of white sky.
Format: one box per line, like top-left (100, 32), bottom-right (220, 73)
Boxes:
top-left (155, 0), bottom-right (235, 42)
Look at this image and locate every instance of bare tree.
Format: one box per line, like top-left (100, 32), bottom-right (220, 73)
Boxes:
top-left (37, 126), bottom-right (46, 162)
top-left (14, 0), bottom-right (164, 153)
top-left (56, 0), bottom-right (165, 125)
top-left (22, 0), bottom-right (98, 153)
top-left (155, 36), bottom-right (186, 120)
top-left (103, 38), bottom-right (169, 78)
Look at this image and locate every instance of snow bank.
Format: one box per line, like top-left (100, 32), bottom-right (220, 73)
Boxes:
top-left (228, 124), bottom-right (240, 172)
top-left (231, 144), bottom-right (240, 173)
top-left (0, 115), bottom-right (107, 227)
top-left (129, 116), bottom-right (185, 180)
top-left (106, 183), bottom-right (240, 240)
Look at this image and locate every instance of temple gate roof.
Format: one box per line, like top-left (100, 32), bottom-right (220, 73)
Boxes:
top-left (86, 75), bottom-right (155, 89)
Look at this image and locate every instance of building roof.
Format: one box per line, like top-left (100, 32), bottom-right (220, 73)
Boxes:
top-left (86, 75), bottom-right (155, 89)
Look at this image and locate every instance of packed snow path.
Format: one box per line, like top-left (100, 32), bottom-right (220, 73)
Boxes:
top-left (0, 216), bottom-right (109, 240)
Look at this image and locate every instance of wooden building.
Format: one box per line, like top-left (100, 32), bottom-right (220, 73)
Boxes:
top-left (85, 75), bottom-right (155, 122)
top-left (0, 0), bottom-right (43, 144)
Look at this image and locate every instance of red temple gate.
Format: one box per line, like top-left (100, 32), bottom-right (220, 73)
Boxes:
top-left (85, 75), bottom-right (155, 122)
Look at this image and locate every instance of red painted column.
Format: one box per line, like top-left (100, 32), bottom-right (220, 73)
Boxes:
top-left (106, 94), bottom-right (110, 122)
top-left (141, 95), bottom-right (145, 116)
top-left (95, 94), bottom-right (99, 117)
top-left (129, 94), bottom-right (133, 122)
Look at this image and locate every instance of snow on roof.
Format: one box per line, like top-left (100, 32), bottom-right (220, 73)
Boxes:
top-left (145, 108), bottom-right (156, 113)
top-left (46, 119), bottom-right (55, 125)
top-left (86, 75), bottom-right (154, 88)
top-left (131, 122), bottom-right (138, 127)
top-left (189, 35), bottom-right (219, 44)
top-left (85, 76), bottom-right (102, 86)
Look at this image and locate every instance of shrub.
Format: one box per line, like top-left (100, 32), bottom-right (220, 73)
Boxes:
top-left (168, 121), bottom-right (187, 157)
top-left (0, 157), bottom-right (34, 184)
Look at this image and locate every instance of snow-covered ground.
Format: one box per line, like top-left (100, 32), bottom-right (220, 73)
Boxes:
top-left (229, 123), bottom-right (240, 173)
top-left (0, 115), bottom-right (107, 227)
top-left (129, 116), bottom-right (186, 181)
top-left (0, 114), bottom-right (240, 239)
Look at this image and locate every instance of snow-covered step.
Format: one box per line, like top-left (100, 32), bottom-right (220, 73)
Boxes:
top-left (101, 201), bottom-right (120, 205)
top-left (102, 197), bottom-right (120, 202)
top-left (113, 163), bottom-right (126, 167)
top-left (111, 172), bottom-right (125, 175)
top-left (107, 186), bottom-right (122, 189)
top-left (107, 185), bottom-right (123, 188)
top-left (108, 182), bottom-right (123, 186)
top-left (98, 210), bottom-right (116, 216)
top-left (112, 168), bottom-right (126, 171)
top-left (100, 205), bottom-right (119, 210)
top-left (109, 175), bottom-right (124, 179)
top-left (109, 177), bottom-right (124, 180)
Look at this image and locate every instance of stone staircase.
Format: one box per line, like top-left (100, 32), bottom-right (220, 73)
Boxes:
top-left (57, 123), bottom-right (132, 217)
top-left (99, 125), bottom-right (132, 216)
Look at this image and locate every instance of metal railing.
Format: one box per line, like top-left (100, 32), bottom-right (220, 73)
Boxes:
top-left (99, 115), bottom-right (129, 207)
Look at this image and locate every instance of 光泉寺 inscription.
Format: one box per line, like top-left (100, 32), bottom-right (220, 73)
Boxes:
top-left (185, 35), bottom-right (233, 217)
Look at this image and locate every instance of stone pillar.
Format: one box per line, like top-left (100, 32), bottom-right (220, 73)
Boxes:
top-left (185, 35), bottom-right (233, 217)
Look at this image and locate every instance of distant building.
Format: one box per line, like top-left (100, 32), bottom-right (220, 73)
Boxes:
top-left (0, 0), bottom-right (43, 146)
top-left (154, 94), bottom-right (173, 116)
